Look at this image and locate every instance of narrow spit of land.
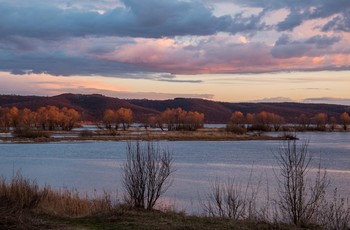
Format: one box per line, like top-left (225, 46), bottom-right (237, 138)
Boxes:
top-left (0, 127), bottom-right (296, 143)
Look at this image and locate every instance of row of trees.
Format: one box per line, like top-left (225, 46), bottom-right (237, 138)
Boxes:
top-left (102, 107), bottom-right (205, 131)
top-left (0, 106), bottom-right (80, 131)
top-left (227, 111), bottom-right (350, 132)
top-left (148, 108), bottom-right (205, 131)
top-left (103, 108), bottom-right (133, 131)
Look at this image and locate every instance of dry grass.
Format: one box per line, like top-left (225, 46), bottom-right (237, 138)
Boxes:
top-left (0, 172), bottom-right (117, 217)
top-left (0, 172), bottom-right (318, 229)
top-left (1, 128), bottom-right (293, 143)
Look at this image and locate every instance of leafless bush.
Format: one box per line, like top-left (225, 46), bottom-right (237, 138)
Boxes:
top-left (317, 188), bottom-right (350, 230)
top-left (202, 171), bottom-right (260, 221)
top-left (122, 141), bottom-right (174, 210)
top-left (275, 140), bottom-right (329, 226)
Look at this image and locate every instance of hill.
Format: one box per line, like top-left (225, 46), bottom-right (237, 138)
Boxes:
top-left (1, 94), bottom-right (349, 123)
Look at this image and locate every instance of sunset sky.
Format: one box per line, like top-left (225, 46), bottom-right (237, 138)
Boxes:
top-left (1, 0), bottom-right (350, 104)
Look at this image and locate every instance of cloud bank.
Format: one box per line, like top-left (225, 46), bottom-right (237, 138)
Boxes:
top-left (1, 0), bottom-right (350, 78)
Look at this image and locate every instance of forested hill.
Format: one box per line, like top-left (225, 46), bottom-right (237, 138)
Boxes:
top-left (1, 94), bottom-right (349, 123)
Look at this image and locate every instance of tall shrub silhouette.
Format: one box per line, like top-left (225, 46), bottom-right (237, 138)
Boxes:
top-left (122, 141), bottom-right (174, 210)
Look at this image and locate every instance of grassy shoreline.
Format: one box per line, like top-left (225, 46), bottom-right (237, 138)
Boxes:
top-left (0, 128), bottom-right (297, 143)
top-left (0, 173), bottom-right (305, 230)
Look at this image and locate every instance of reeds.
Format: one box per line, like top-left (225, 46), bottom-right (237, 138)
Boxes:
top-left (0, 171), bottom-right (117, 217)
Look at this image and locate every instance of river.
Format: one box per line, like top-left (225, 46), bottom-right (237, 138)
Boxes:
top-left (0, 132), bottom-right (349, 214)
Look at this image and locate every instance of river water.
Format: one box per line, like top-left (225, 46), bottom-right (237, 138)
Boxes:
top-left (0, 132), bottom-right (349, 214)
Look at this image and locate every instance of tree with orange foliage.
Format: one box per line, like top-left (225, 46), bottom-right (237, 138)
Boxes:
top-left (117, 108), bottom-right (133, 131)
top-left (313, 113), bottom-right (328, 130)
top-left (9, 107), bottom-right (20, 128)
top-left (103, 108), bottom-right (133, 131)
top-left (0, 107), bottom-right (11, 131)
top-left (340, 112), bottom-right (350, 131)
top-left (226, 111), bottom-right (246, 134)
top-left (229, 111), bottom-right (245, 127)
top-left (184, 111), bottom-right (204, 131)
top-left (160, 108), bottom-right (204, 131)
top-left (62, 107), bottom-right (80, 131)
top-left (20, 108), bottom-right (34, 127)
top-left (103, 109), bottom-right (115, 130)
top-left (246, 113), bottom-right (255, 129)
top-left (298, 114), bottom-right (310, 131)
top-left (148, 115), bottom-right (163, 130)
top-left (269, 113), bottom-right (284, 131)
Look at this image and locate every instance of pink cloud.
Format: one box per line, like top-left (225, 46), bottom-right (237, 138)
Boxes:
top-left (97, 35), bottom-right (350, 74)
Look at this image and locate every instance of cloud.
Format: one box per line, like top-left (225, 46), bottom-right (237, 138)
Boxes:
top-left (231, 0), bottom-right (350, 31)
top-left (271, 34), bottom-right (341, 58)
top-left (44, 87), bottom-right (215, 100)
top-left (323, 14), bottom-right (350, 32)
top-left (249, 97), bottom-right (294, 103)
top-left (0, 0), bottom-right (266, 40)
top-left (303, 97), bottom-right (350, 106)
top-left (1, 0), bottom-right (350, 77)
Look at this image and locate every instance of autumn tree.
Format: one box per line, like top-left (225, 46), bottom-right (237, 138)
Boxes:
top-left (160, 108), bottom-right (204, 131)
top-left (298, 114), bottom-right (311, 131)
top-left (329, 116), bottom-right (337, 131)
top-left (117, 108), bottom-right (133, 131)
top-left (227, 111), bottom-right (246, 134)
top-left (255, 111), bottom-right (271, 131)
top-left (340, 112), bottom-right (350, 131)
top-left (313, 113), bottom-right (328, 131)
top-left (245, 113), bottom-right (255, 129)
top-left (0, 106), bottom-right (80, 131)
top-left (62, 107), bottom-right (80, 131)
top-left (9, 107), bottom-right (20, 128)
top-left (229, 111), bottom-right (245, 127)
top-left (269, 113), bottom-right (284, 131)
top-left (103, 108), bottom-right (133, 131)
top-left (103, 109), bottom-right (115, 130)
top-left (0, 107), bottom-right (11, 131)
top-left (184, 111), bottom-right (204, 131)
top-left (147, 115), bottom-right (163, 131)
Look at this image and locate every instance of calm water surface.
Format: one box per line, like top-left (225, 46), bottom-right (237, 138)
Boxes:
top-left (0, 132), bottom-right (349, 213)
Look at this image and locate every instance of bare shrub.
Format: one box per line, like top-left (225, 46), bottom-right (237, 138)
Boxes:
top-left (122, 141), bottom-right (174, 210)
top-left (317, 188), bottom-right (350, 230)
top-left (203, 172), bottom-right (260, 221)
top-left (275, 140), bottom-right (329, 226)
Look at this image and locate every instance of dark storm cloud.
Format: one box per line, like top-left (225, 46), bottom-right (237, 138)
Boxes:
top-left (0, 0), bottom-right (266, 40)
top-left (271, 34), bottom-right (340, 58)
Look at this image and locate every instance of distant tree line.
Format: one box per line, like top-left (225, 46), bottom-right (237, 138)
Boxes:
top-left (227, 111), bottom-right (350, 133)
top-left (103, 108), bottom-right (133, 131)
top-left (102, 107), bottom-right (205, 131)
top-left (148, 108), bottom-right (204, 131)
top-left (0, 106), bottom-right (80, 131)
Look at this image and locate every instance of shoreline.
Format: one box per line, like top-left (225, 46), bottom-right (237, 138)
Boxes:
top-left (0, 129), bottom-right (298, 143)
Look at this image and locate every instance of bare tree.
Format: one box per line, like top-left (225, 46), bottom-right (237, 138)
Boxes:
top-left (275, 140), bottom-right (329, 226)
top-left (122, 141), bottom-right (174, 210)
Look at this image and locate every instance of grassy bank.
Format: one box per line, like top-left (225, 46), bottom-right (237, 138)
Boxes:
top-left (0, 128), bottom-right (295, 143)
top-left (0, 173), bottom-right (306, 230)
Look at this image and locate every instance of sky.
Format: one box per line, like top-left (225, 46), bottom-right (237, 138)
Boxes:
top-left (1, 0), bottom-right (350, 105)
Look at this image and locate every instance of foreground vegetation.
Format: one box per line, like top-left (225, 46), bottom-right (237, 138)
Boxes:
top-left (1, 141), bottom-right (349, 229)
top-left (0, 172), bottom-right (309, 230)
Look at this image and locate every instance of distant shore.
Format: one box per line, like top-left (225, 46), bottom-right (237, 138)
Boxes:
top-left (0, 128), bottom-right (298, 143)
